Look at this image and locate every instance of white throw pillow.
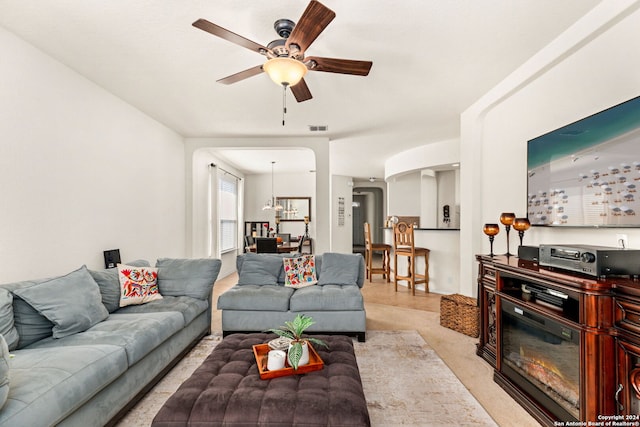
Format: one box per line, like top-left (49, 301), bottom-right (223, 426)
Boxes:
top-left (118, 264), bottom-right (162, 307)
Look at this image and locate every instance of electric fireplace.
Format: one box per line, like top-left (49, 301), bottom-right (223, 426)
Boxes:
top-left (501, 299), bottom-right (580, 421)
top-left (478, 255), bottom-right (625, 425)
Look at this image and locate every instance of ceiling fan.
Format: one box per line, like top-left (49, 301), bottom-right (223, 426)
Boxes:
top-left (192, 0), bottom-right (373, 103)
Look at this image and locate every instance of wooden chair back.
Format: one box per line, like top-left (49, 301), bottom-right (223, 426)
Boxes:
top-left (256, 238), bottom-right (278, 253)
top-left (364, 222), bottom-right (373, 252)
top-left (297, 235), bottom-right (306, 253)
top-left (393, 222), bottom-right (415, 251)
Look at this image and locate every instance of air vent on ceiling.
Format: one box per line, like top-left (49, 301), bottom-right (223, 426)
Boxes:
top-left (308, 125), bottom-right (328, 132)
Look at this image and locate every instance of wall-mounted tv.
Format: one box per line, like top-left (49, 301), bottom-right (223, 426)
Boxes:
top-left (527, 95), bottom-right (640, 227)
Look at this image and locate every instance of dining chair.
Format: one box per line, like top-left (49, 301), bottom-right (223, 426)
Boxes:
top-left (392, 222), bottom-right (430, 294)
top-left (244, 235), bottom-right (254, 253)
top-left (363, 222), bottom-right (391, 283)
top-left (296, 235), bottom-right (313, 254)
top-left (255, 237), bottom-right (278, 253)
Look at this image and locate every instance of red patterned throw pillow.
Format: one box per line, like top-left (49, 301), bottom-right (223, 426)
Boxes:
top-left (283, 255), bottom-right (318, 288)
top-left (117, 264), bottom-right (162, 307)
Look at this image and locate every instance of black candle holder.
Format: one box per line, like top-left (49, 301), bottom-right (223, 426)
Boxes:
top-left (483, 223), bottom-right (500, 257)
top-left (513, 217), bottom-right (531, 247)
top-left (500, 212), bottom-right (516, 256)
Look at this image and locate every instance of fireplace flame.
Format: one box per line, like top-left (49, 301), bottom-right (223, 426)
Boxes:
top-left (520, 346), bottom-right (565, 380)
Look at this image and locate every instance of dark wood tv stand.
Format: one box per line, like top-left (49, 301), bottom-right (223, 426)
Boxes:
top-left (477, 254), bottom-right (640, 425)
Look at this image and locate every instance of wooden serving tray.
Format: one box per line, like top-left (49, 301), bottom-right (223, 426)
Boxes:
top-left (253, 343), bottom-right (324, 380)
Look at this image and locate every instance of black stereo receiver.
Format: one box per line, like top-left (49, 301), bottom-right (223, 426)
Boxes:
top-left (539, 244), bottom-right (640, 277)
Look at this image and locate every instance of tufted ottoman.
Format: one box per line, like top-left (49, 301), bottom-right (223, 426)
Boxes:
top-left (152, 333), bottom-right (370, 427)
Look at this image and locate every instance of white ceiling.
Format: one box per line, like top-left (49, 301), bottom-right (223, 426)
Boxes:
top-left (0, 0), bottom-right (599, 177)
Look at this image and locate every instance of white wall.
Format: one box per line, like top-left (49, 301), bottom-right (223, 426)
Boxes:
top-left (420, 171), bottom-right (438, 227)
top-left (460, 0), bottom-right (640, 295)
top-left (387, 172), bottom-right (421, 217)
top-left (385, 139), bottom-right (460, 180)
top-left (331, 175), bottom-right (354, 254)
top-left (0, 27), bottom-right (185, 282)
top-left (437, 170), bottom-right (459, 228)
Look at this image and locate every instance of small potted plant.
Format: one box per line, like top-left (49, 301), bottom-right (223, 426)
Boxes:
top-left (267, 314), bottom-right (327, 370)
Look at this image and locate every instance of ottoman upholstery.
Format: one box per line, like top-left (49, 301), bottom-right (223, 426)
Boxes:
top-left (152, 333), bottom-right (370, 427)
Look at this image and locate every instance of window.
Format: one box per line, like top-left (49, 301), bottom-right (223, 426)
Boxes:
top-left (219, 173), bottom-right (238, 253)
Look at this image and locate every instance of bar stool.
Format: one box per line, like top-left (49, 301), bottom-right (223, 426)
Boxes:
top-left (393, 222), bottom-right (430, 295)
top-left (363, 222), bottom-right (391, 283)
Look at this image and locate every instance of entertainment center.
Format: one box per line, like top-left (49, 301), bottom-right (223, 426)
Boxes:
top-left (476, 254), bottom-right (640, 425)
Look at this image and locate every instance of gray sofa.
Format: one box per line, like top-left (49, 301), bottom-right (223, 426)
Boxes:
top-left (217, 252), bottom-right (367, 341)
top-left (0, 257), bottom-right (221, 427)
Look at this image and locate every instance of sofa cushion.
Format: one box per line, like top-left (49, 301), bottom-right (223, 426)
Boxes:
top-left (118, 264), bottom-right (162, 307)
top-left (0, 279), bottom-right (54, 349)
top-left (27, 311), bottom-right (185, 366)
top-left (117, 295), bottom-right (208, 325)
top-left (237, 253), bottom-right (284, 286)
top-left (156, 258), bottom-right (221, 300)
top-left (283, 255), bottom-right (318, 288)
top-left (0, 289), bottom-right (19, 351)
top-left (12, 298), bottom-right (53, 349)
top-left (236, 253), bottom-right (293, 284)
top-left (289, 285), bottom-right (365, 311)
top-left (13, 266), bottom-right (109, 339)
top-left (0, 344), bottom-right (127, 427)
top-left (89, 259), bottom-right (151, 313)
top-left (0, 334), bottom-right (10, 410)
top-left (317, 253), bottom-right (363, 286)
top-left (217, 285), bottom-right (294, 311)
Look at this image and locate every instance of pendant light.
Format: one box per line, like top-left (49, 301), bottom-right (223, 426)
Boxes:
top-left (262, 161), bottom-right (283, 211)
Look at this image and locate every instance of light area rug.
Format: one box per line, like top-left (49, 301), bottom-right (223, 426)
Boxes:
top-left (116, 331), bottom-right (497, 427)
top-left (353, 331), bottom-right (497, 426)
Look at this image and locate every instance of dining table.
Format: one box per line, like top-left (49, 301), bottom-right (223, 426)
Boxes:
top-left (246, 241), bottom-right (300, 253)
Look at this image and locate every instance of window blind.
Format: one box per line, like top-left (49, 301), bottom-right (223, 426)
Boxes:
top-left (219, 173), bottom-right (238, 252)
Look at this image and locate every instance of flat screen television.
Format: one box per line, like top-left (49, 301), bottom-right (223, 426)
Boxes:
top-left (527, 95), bottom-right (640, 227)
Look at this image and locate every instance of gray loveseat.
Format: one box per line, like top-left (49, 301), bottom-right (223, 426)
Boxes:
top-left (0, 257), bottom-right (221, 427)
top-left (217, 252), bottom-right (367, 342)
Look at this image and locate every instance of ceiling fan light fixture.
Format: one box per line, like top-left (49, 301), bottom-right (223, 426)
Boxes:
top-left (263, 57), bottom-right (307, 86)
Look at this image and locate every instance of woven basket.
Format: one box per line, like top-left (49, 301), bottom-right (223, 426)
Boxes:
top-left (440, 294), bottom-right (479, 338)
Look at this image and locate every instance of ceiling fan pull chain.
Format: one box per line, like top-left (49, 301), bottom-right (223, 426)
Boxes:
top-left (282, 84), bottom-right (287, 126)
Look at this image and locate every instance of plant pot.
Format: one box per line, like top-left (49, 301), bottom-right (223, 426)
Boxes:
top-left (288, 341), bottom-right (310, 369)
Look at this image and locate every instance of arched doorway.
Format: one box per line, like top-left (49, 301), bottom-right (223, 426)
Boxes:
top-left (352, 186), bottom-right (384, 254)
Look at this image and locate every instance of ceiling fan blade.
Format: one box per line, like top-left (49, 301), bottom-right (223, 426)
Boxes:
top-left (305, 56), bottom-right (372, 76)
top-left (193, 19), bottom-right (269, 55)
top-left (217, 65), bottom-right (264, 85)
top-left (286, 1), bottom-right (335, 54)
top-left (291, 79), bottom-right (313, 102)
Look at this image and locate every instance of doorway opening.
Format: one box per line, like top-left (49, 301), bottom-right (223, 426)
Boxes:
top-left (352, 187), bottom-right (384, 255)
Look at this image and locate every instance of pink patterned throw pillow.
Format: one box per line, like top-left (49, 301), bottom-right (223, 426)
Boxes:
top-left (283, 255), bottom-right (318, 288)
top-left (118, 264), bottom-right (162, 307)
